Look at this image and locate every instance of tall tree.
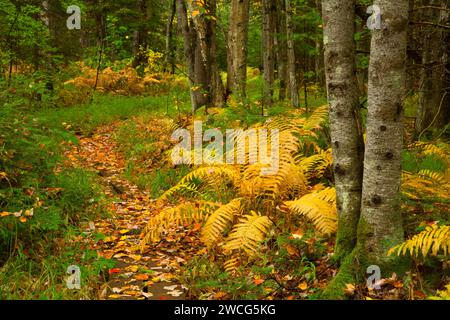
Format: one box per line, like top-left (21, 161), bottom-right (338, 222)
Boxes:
top-left (262, 0), bottom-right (276, 107)
top-left (132, 0), bottom-right (149, 69)
top-left (188, 0), bottom-right (225, 109)
top-left (227, 0), bottom-right (250, 100)
top-left (286, 0), bottom-right (299, 107)
top-left (275, 0), bottom-right (288, 101)
top-left (415, 0), bottom-right (450, 135)
top-left (358, 0), bottom-right (409, 273)
top-left (177, 0), bottom-right (207, 112)
top-left (322, 0), bottom-right (364, 262)
top-left (165, 0), bottom-right (177, 74)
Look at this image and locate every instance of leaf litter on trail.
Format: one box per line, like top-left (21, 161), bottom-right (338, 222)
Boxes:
top-left (64, 123), bottom-right (196, 300)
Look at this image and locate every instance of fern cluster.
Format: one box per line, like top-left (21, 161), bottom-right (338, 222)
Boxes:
top-left (140, 106), bottom-right (335, 271)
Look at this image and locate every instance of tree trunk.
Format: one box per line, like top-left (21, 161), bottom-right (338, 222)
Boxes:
top-left (227, 0), bottom-right (250, 100)
top-left (262, 0), bottom-right (276, 107)
top-left (132, 0), bottom-right (149, 69)
top-left (358, 0), bottom-right (409, 274)
top-left (188, 0), bottom-right (225, 109)
top-left (322, 0), bottom-right (364, 262)
top-left (286, 0), bottom-right (299, 107)
top-left (165, 0), bottom-right (177, 74)
top-left (177, 0), bottom-right (207, 112)
top-left (276, 0), bottom-right (288, 101)
top-left (315, 0), bottom-right (325, 87)
top-left (416, 0), bottom-right (450, 135)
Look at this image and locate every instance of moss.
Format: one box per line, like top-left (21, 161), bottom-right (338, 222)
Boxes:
top-left (320, 252), bottom-right (357, 300)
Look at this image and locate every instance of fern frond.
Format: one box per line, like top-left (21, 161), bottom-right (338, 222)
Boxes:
top-left (158, 166), bottom-right (241, 202)
top-left (201, 198), bottom-right (244, 247)
top-left (222, 212), bottom-right (273, 256)
top-left (298, 148), bottom-right (333, 180)
top-left (140, 201), bottom-right (220, 250)
top-left (224, 256), bottom-right (240, 275)
top-left (284, 188), bottom-right (337, 235)
top-left (418, 170), bottom-right (446, 184)
top-left (388, 225), bottom-right (450, 257)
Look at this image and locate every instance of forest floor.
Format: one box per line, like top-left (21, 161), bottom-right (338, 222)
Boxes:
top-left (64, 122), bottom-right (200, 300)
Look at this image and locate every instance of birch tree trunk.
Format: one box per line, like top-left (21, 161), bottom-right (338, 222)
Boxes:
top-left (227, 0), bottom-right (250, 100)
top-left (286, 0), bottom-right (299, 108)
top-left (322, 0), bottom-right (364, 262)
top-left (358, 0), bottom-right (409, 274)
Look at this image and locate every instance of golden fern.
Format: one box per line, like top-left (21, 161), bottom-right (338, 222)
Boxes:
top-left (284, 188), bottom-right (337, 235)
top-left (201, 198), bottom-right (244, 247)
top-left (222, 212), bottom-right (273, 256)
top-left (158, 166), bottom-right (241, 202)
top-left (297, 147), bottom-right (333, 180)
top-left (140, 201), bottom-right (220, 249)
top-left (224, 255), bottom-right (240, 275)
top-left (418, 170), bottom-right (446, 184)
top-left (388, 225), bottom-right (450, 257)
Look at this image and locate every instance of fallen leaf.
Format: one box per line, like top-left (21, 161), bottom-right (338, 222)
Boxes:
top-left (298, 282), bottom-right (308, 291)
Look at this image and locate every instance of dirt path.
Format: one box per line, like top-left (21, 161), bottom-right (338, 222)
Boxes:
top-left (64, 123), bottom-right (199, 300)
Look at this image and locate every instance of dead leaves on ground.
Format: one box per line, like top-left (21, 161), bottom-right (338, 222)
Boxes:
top-left (64, 123), bottom-right (205, 300)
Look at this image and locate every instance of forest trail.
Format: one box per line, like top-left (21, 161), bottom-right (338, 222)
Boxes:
top-left (64, 122), bottom-right (200, 300)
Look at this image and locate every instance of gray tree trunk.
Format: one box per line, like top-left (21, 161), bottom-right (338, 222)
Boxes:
top-left (188, 0), bottom-right (225, 109)
top-left (262, 0), bottom-right (276, 107)
top-left (276, 0), bottom-right (288, 101)
top-left (358, 0), bottom-right (409, 274)
top-left (227, 0), bottom-right (250, 100)
top-left (177, 0), bottom-right (207, 112)
top-left (286, 0), bottom-right (299, 108)
top-left (416, 0), bottom-right (450, 135)
top-left (322, 0), bottom-right (364, 262)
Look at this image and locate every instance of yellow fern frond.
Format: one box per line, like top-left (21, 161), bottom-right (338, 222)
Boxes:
top-left (140, 201), bottom-right (220, 250)
top-left (158, 166), bottom-right (241, 202)
top-left (201, 198), bottom-right (244, 246)
top-left (284, 188), bottom-right (337, 235)
top-left (222, 212), bottom-right (273, 256)
top-left (418, 170), bottom-right (446, 184)
top-left (224, 256), bottom-right (240, 275)
top-left (298, 148), bottom-right (333, 180)
top-left (388, 225), bottom-right (450, 257)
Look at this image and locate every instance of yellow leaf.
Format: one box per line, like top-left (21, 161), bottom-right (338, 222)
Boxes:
top-left (191, 9), bottom-right (200, 17)
top-left (298, 282), bottom-right (308, 291)
top-left (19, 217), bottom-right (27, 223)
top-left (119, 229), bottom-right (130, 235)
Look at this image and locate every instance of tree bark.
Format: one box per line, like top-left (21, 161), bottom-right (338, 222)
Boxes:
top-left (188, 0), bottom-right (225, 109)
top-left (358, 0), bottom-right (409, 274)
top-left (322, 0), bottom-right (364, 262)
top-left (416, 0), bottom-right (450, 135)
top-left (286, 0), bottom-right (300, 107)
top-left (276, 0), bottom-right (288, 101)
top-left (227, 0), bottom-right (250, 100)
top-left (165, 0), bottom-right (177, 74)
top-left (132, 0), bottom-right (149, 69)
top-left (262, 0), bottom-right (276, 107)
top-left (177, 0), bottom-right (207, 112)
